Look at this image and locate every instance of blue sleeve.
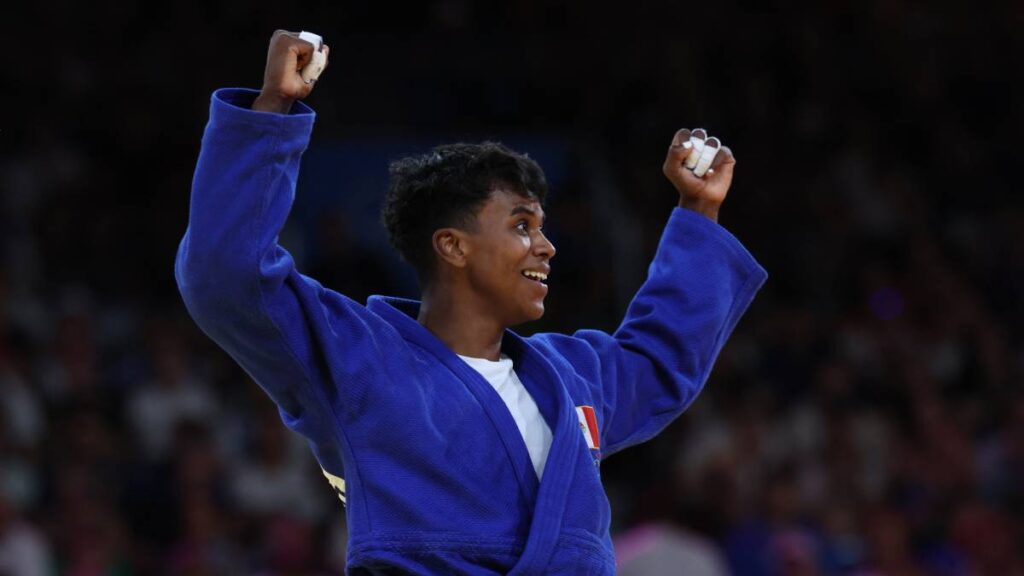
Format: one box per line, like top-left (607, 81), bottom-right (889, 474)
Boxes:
top-left (174, 88), bottom-right (396, 428)
top-left (529, 207), bottom-right (767, 456)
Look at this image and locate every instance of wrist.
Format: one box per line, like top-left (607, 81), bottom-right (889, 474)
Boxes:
top-left (252, 91), bottom-right (295, 114)
top-left (678, 197), bottom-right (721, 222)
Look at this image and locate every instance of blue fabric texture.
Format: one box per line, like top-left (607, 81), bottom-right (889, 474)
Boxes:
top-left (175, 87), bottom-right (768, 575)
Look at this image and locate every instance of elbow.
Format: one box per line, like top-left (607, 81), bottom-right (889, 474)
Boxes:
top-left (174, 236), bottom-right (253, 325)
top-left (175, 254), bottom-right (221, 327)
top-left (174, 229), bottom-right (294, 331)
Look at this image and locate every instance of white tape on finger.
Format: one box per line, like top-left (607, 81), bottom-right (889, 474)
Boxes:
top-left (684, 129), bottom-right (707, 169)
top-left (299, 31), bottom-right (322, 49)
top-left (299, 31), bottom-right (326, 84)
top-left (693, 137), bottom-right (721, 177)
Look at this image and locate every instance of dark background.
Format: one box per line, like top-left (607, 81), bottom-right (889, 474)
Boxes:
top-left (2, 1), bottom-right (1022, 574)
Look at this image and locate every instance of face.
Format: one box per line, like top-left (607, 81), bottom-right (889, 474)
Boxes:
top-left (462, 188), bottom-right (556, 326)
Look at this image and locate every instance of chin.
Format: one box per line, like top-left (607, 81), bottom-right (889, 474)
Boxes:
top-left (510, 302), bottom-right (545, 326)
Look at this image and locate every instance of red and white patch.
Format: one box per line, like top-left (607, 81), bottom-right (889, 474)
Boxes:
top-left (575, 406), bottom-right (600, 450)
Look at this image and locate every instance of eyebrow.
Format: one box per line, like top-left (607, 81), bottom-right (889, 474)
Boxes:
top-left (509, 205), bottom-right (546, 223)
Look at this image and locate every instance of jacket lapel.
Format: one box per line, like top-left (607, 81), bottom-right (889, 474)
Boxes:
top-left (367, 297), bottom-right (580, 573)
top-left (367, 297), bottom-right (540, 504)
top-left (504, 334), bottom-right (580, 575)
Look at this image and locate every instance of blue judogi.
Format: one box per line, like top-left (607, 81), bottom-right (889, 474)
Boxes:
top-left (175, 88), bottom-right (767, 574)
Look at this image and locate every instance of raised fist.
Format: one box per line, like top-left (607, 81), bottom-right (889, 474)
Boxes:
top-left (252, 30), bottom-right (330, 114)
top-left (662, 128), bottom-right (736, 222)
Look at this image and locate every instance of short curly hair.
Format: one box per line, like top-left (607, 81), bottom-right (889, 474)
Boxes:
top-left (382, 142), bottom-right (548, 284)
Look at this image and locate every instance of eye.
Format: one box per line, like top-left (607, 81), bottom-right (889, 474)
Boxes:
top-left (515, 220), bottom-right (529, 234)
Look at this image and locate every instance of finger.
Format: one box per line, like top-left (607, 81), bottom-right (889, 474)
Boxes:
top-left (664, 128), bottom-right (695, 172)
top-left (693, 137), bottom-right (721, 177)
top-left (272, 29), bottom-right (299, 40)
top-left (668, 128), bottom-right (693, 160)
top-left (711, 144), bottom-right (735, 170)
top-left (321, 44), bottom-right (330, 71)
top-left (293, 31), bottom-right (321, 69)
top-left (301, 52), bottom-right (326, 84)
top-left (671, 127), bottom-right (692, 147)
top-left (684, 128), bottom-right (707, 169)
top-left (675, 161), bottom-right (711, 192)
top-left (295, 49), bottom-right (311, 70)
top-left (665, 163), bottom-right (706, 194)
top-left (296, 33), bottom-right (326, 84)
top-left (705, 145), bottom-right (736, 183)
top-left (297, 31), bottom-right (322, 52)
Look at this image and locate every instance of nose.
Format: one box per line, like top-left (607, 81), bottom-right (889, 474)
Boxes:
top-left (533, 230), bottom-right (556, 259)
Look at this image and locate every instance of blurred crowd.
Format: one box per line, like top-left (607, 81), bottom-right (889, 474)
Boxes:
top-left (3, 0), bottom-right (1022, 574)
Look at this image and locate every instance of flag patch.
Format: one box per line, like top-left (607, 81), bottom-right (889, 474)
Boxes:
top-left (575, 406), bottom-right (600, 450)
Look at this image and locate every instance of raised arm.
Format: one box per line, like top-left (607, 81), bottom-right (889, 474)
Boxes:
top-left (175, 32), bottom-right (393, 423)
top-left (529, 128), bottom-right (765, 456)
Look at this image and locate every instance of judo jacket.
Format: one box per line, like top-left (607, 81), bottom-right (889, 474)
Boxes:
top-left (175, 88), bottom-right (768, 575)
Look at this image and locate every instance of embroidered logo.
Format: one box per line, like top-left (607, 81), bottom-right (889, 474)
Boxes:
top-left (321, 468), bottom-right (347, 505)
top-left (575, 405), bottom-right (602, 466)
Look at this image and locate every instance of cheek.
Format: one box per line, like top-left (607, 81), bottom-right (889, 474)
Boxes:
top-left (472, 234), bottom-right (531, 285)
top-left (508, 237), bottom-right (532, 272)
top-left (493, 236), bottom-right (529, 265)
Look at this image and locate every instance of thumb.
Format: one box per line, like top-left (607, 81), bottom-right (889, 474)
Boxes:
top-left (292, 36), bottom-right (317, 69)
top-left (700, 145), bottom-right (736, 195)
top-left (708, 145), bottom-right (736, 180)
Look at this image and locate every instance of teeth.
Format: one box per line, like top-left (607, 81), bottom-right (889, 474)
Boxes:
top-left (522, 270), bottom-right (548, 282)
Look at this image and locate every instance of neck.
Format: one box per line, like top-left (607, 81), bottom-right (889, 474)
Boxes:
top-left (417, 280), bottom-right (504, 360)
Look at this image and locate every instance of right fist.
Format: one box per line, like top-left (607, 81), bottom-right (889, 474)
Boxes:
top-left (252, 30), bottom-right (330, 114)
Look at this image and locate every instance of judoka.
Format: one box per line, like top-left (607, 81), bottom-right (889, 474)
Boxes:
top-left (175, 30), bottom-right (768, 575)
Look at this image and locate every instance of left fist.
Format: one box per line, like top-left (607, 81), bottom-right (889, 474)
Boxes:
top-left (662, 128), bottom-right (736, 222)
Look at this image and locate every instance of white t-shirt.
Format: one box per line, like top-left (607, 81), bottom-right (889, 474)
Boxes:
top-left (458, 353), bottom-right (553, 479)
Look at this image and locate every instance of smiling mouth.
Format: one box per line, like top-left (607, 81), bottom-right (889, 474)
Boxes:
top-left (521, 270), bottom-right (548, 284)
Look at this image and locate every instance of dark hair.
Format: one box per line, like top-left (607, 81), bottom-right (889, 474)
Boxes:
top-left (382, 142), bottom-right (548, 284)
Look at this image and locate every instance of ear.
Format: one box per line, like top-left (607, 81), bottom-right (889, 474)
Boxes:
top-left (432, 228), bottom-right (470, 269)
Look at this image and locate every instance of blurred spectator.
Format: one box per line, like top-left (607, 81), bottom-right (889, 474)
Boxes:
top-left (230, 403), bottom-right (328, 523)
top-left (127, 322), bottom-right (218, 462)
top-left (0, 491), bottom-right (52, 576)
top-left (0, 329), bottom-right (46, 511)
top-left (166, 496), bottom-right (242, 576)
top-left (3, 0), bottom-right (1022, 572)
top-left (615, 523), bottom-right (730, 576)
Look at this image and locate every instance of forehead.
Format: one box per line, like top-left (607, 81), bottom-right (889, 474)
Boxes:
top-left (479, 188), bottom-right (544, 218)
